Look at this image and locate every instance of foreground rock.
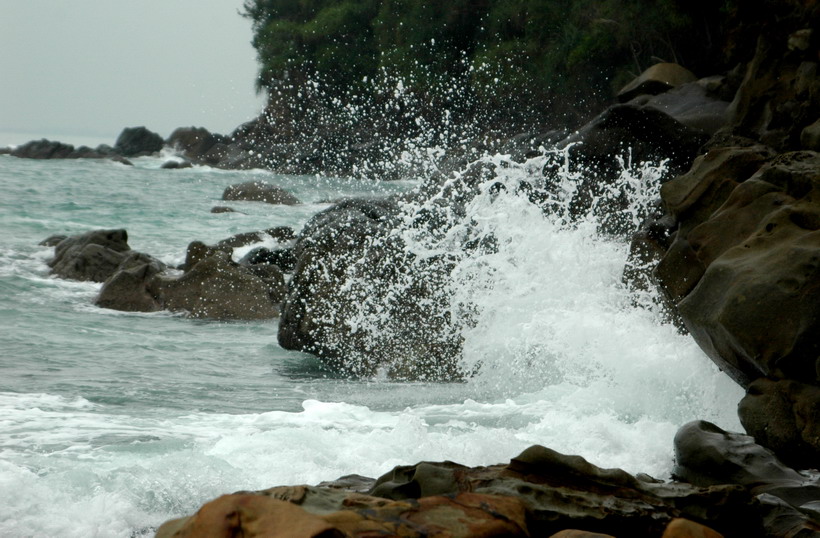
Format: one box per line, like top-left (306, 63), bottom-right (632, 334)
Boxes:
top-left (157, 443), bottom-right (753, 538)
top-left (630, 8), bottom-right (820, 466)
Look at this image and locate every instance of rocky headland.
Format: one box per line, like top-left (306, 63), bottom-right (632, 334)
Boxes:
top-left (28, 0), bottom-right (820, 536)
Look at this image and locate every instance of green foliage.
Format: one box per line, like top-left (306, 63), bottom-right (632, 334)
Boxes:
top-left (243, 0), bottom-right (733, 133)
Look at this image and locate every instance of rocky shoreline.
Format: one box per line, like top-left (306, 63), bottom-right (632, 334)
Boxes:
top-left (23, 1), bottom-right (820, 536)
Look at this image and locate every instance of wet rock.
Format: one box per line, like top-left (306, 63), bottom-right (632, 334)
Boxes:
top-left (160, 159), bottom-right (192, 169)
top-left (550, 531), bottom-right (616, 538)
top-left (278, 197), bottom-right (463, 380)
top-left (39, 234), bottom-right (68, 247)
top-left (639, 81), bottom-right (731, 135)
top-left (551, 104), bottom-right (709, 234)
top-left (803, 119), bottom-right (820, 151)
top-left (222, 181), bottom-right (300, 205)
top-left (661, 518), bottom-right (724, 538)
top-left (617, 62), bottom-right (698, 103)
top-left (149, 252), bottom-right (280, 320)
top-left (48, 229), bottom-right (132, 282)
top-left (9, 139), bottom-right (111, 160)
top-left (674, 151), bottom-right (820, 387)
top-left (673, 421), bottom-right (820, 510)
top-left (738, 378), bottom-right (820, 469)
top-left (166, 127), bottom-right (223, 160)
top-left (209, 206), bottom-right (236, 214)
top-left (239, 246), bottom-right (297, 273)
top-left (114, 126), bottom-right (164, 157)
top-left (95, 255), bottom-right (166, 312)
top-left (157, 445), bottom-right (758, 538)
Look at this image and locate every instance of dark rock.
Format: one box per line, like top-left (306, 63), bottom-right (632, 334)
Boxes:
top-left (11, 139), bottom-right (77, 159)
top-left (39, 234), bottom-right (68, 247)
top-left (803, 119), bottom-right (820, 151)
top-left (166, 127), bottom-right (222, 160)
top-left (674, 151), bottom-right (820, 387)
top-left (48, 229), bottom-right (131, 282)
top-left (550, 104), bottom-right (709, 234)
top-left (278, 197), bottom-right (463, 380)
top-left (239, 247), bottom-right (297, 273)
top-left (95, 256), bottom-right (165, 312)
top-left (160, 159), bottom-right (192, 169)
top-left (738, 378), bottom-right (820, 469)
top-left (639, 80), bottom-right (731, 135)
top-left (149, 252), bottom-right (280, 320)
top-left (110, 155), bottom-right (133, 166)
top-left (209, 206), bottom-right (237, 214)
top-left (114, 126), bottom-right (164, 157)
top-left (674, 421), bottom-right (820, 512)
top-left (221, 181), bottom-right (300, 205)
top-left (183, 241), bottom-right (225, 272)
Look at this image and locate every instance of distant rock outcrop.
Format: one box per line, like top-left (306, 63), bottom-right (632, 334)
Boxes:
top-left (114, 126), bottom-right (164, 157)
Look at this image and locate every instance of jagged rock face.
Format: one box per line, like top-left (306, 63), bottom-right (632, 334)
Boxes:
top-left (665, 151), bottom-right (820, 387)
top-left (278, 198), bottom-right (463, 380)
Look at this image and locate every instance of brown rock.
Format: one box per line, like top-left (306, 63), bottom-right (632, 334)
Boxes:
top-left (662, 518), bottom-right (723, 538)
top-left (617, 63), bottom-right (697, 103)
top-left (550, 531), bottom-right (616, 538)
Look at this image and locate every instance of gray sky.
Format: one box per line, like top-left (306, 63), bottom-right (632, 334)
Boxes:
top-left (0, 0), bottom-right (266, 146)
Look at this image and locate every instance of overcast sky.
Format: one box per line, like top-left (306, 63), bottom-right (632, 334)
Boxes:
top-left (0, 0), bottom-right (266, 146)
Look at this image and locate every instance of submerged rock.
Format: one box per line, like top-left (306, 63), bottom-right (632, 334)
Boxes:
top-left (221, 181), bottom-right (300, 205)
top-left (48, 229), bottom-right (133, 282)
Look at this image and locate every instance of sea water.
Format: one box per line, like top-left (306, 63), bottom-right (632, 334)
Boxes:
top-left (0, 153), bottom-right (743, 537)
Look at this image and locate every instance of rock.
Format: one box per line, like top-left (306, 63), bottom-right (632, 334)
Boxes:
top-left (48, 229), bottom-right (131, 282)
top-left (278, 197), bottom-right (463, 380)
top-left (160, 159), bottom-right (192, 169)
top-left (114, 126), bottom-right (164, 157)
top-left (550, 104), bottom-right (709, 234)
top-left (8, 139), bottom-right (110, 159)
top-left (673, 421), bottom-right (820, 510)
top-left (239, 246), bottom-right (297, 273)
top-left (738, 378), bottom-right (820, 469)
top-left (640, 81), bottom-right (730, 135)
top-left (156, 490), bottom-right (530, 538)
top-left (617, 62), bottom-right (698, 103)
top-left (661, 518), bottom-right (724, 538)
top-left (157, 445), bottom-right (759, 538)
top-left (802, 119), bottom-right (820, 151)
top-left (39, 234), bottom-right (68, 247)
top-left (166, 127), bottom-right (223, 160)
top-left (95, 255), bottom-right (166, 312)
top-left (183, 241), bottom-right (224, 272)
top-left (209, 206), bottom-right (236, 214)
top-left (111, 155), bottom-right (133, 166)
top-left (550, 531), bottom-right (616, 538)
top-left (673, 151), bottom-right (820, 387)
top-left (221, 181), bottom-right (300, 205)
top-left (149, 252), bottom-right (280, 320)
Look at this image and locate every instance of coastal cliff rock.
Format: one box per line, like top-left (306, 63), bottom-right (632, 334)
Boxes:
top-left (627, 4), bottom-right (820, 466)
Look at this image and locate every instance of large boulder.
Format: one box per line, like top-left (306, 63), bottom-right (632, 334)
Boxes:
top-left (114, 126), bottom-right (164, 157)
top-left (221, 181), bottom-right (300, 205)
top-left (94, 255), bottom-right (166, 312)
top-left (278, 197), bottom-right (463, 380)
top-left (671, 151), bottom-right (820, 387)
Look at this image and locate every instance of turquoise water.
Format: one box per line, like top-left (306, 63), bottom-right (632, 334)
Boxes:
top-left (0, 154), bottom-right (743, 537)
